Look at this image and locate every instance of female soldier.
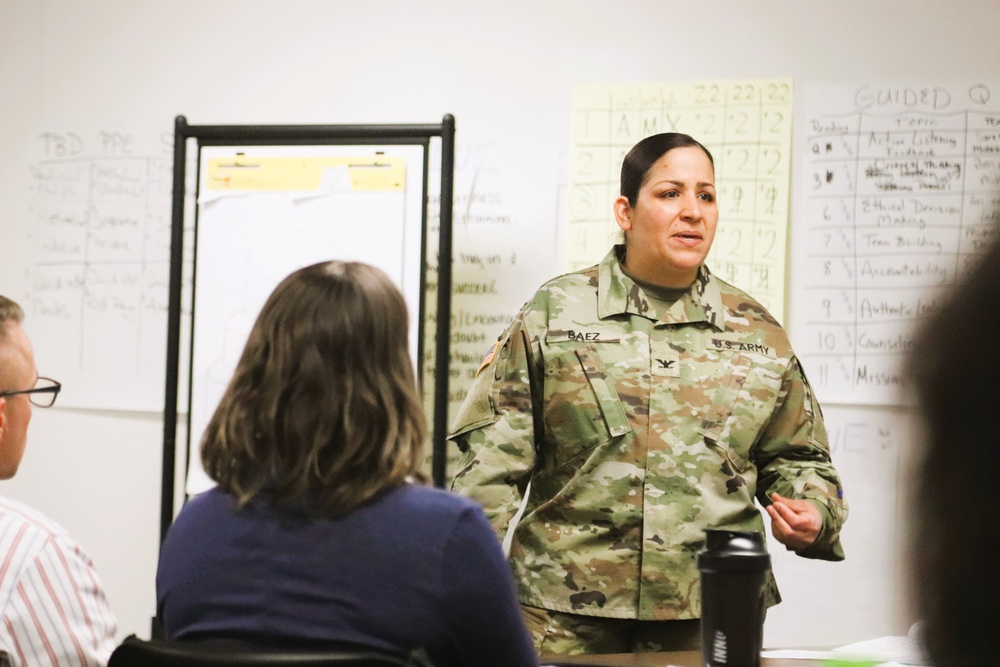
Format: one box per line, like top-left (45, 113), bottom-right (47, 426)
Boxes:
top-left (156, 261), bottom-right (537, 667)
top-left (450, 133), bottom-right (848, 655)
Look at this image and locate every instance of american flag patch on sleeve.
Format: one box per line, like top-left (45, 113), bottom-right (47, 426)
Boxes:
top-left (476, 341), bottom-right (499, 377)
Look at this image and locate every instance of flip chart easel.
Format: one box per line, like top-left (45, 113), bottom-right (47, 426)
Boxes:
top-left (161, 115), bottom-right (455, 542)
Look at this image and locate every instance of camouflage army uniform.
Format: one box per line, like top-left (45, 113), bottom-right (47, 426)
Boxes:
top-left (450, 246), bottom-right (847, 621)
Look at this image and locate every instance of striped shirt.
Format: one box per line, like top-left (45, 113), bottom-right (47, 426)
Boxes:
top-left (0, 497), bottom-right (117, 666)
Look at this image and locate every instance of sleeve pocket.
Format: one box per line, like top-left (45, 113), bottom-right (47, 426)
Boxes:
top-left (448, 373), bottom-right (500, 444)
top-left (448, 334), bottom-right (512, 444)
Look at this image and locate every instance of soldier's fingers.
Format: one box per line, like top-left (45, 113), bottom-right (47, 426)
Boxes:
top-left (766, 507), bottom-right (801, 550)
top-left (769, 498), bottom-right (806, 527)
top-left (766, 505), bottom-right (792, 537)
top-left (769, 502), bottom-right (821, 551)
top-left (786, 501), bottom-right (821, 534)
top-left (776, 504), bottom-right (820, 541)
top-left (772, 493), bottom-right (811, 515)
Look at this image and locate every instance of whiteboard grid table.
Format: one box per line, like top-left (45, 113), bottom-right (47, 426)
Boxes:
top-left (793, 82), bottom-right (1000, 405)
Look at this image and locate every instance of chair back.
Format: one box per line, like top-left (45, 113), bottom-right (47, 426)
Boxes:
top-left (107, 637), bottom-right (421, 667)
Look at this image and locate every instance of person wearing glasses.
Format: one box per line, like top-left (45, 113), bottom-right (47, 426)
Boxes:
top-left (155, 262), bottom-right (537, 667)
top-left (0, 295), bottom-right (118, 666)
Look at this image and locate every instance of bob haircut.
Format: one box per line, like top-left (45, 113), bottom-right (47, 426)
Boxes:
top-left (619, 132), bottom-right (715, 205)
top-left (201, 260), bottom-right (426, 518)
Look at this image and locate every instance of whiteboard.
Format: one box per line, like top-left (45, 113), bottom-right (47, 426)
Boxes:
top-left (790, 81), bottom-right (1000, 405)
top-left (7, 0), bottom-right (1000, 647)
top-left (23, 127), bottom-right (173, 411)
top-left (185, 144), bottom-right (426, 494)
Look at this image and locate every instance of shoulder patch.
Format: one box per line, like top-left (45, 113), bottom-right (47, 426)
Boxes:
top-left (476, 341), bottom-right (499, 377)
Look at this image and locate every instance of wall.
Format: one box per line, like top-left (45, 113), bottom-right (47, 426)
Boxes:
top-left (1, 0), bottom-right (996, 648)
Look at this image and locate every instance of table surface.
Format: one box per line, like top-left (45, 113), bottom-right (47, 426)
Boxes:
top-left (540, 649), bottom-right (825, 666)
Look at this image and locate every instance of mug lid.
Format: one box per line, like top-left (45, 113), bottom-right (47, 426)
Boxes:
top-left (697, 529), bottom-right (771, 572)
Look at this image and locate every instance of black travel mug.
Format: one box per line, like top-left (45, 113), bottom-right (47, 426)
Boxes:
top-left (698, 529), bottom-right (771, 667)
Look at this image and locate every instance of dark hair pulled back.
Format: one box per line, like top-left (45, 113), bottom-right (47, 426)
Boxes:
top-left (619, 133), bottom-right (715, 205)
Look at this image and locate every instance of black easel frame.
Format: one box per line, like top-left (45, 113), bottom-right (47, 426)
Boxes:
top-left (161, 114), bottom-right (455, 544)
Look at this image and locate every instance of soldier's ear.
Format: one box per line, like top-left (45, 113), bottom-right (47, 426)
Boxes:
top-left (613, 196), bottom-right (632, 232)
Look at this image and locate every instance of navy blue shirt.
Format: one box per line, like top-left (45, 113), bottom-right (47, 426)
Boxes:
top-left (156, 484), bottom-right (537, 667)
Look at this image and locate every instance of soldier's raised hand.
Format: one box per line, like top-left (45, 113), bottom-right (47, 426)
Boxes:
top-left (766, 493), bottom-right (821, 551)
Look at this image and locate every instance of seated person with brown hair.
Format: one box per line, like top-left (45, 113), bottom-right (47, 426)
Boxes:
top-left (155, 261), bottom-right (537, 667)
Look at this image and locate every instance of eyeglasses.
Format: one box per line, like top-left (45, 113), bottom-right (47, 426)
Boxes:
top-left (0, 377), bottom-right (62, 408)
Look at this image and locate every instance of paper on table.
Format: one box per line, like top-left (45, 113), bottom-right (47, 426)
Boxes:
top-left (762, 647), bottom-right (924, 666)
top-left (540, 664), bottom-right (685, 667)
top-left (831, 634), bottom-right (930, 665)
top-left (761, 649), bottom-right (837, 660)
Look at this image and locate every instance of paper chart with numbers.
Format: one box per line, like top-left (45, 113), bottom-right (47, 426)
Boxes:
top-left (568, 79), bottom-right (794, 322)
top-left (790, 81), bottom-right (1000, 406)
top-left (25, 127), bottom-right (173, 411)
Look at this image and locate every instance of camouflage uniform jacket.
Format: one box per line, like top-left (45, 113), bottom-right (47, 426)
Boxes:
top-left (449, 246), bottom-right (847, 621)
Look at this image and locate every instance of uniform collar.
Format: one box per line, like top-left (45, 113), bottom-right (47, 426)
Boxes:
top-left (597, 245), bottom-right (725, 330)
